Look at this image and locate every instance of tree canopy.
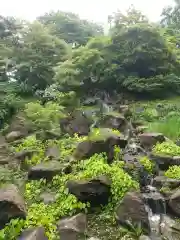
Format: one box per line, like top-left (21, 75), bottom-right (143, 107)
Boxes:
top-left (1, 6), bottom-right (180, 97)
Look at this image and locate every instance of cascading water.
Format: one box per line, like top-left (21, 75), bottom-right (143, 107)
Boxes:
top-left (142, 185), bottom-right (167, 240)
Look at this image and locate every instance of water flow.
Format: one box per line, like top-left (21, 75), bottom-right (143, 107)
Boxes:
top-left (143, 185), bottom-right (166, 240)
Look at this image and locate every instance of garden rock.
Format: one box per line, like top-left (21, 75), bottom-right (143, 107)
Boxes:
top-left (67, 176), bottom-right (111, 206)
top-left (101, 113), bottom-right (127, 132)
top-left (28, 160), bottom-right (72, 180)
top-left (119, 105), bottom-right (131, 117)
top-left (73, 136), bottom-right (127, 163)
top-left (60, 111), bottom-right (92, 136)
top-left (0, 184), bottom-right (26, 229)
top-left (139, 133), bottom-right (165, 149)
top-left (39, 192), bottom-right (56, 204)
top-left (57, 213), bottom-right (87, 240)
top-left (14, 150), bottom-right (37, 161)
top-left (160, 215), bottom-right (180, 240)
top-left (18, 226), bottom-right (48, 240)
top-left (45, 145), bottom-right (60, 159)
top-left (168, 189), bottom-right (180, 216)
top-left (6, 131), bottom-right (24, 142)
top-left (115, 191), bottom-right (149, 231)
top-left (139, 236), bottom-right (151, 240)
top-left (153, 176), bottom-right (180, 189)
top-left (150, 154), bottom-right (180, 171)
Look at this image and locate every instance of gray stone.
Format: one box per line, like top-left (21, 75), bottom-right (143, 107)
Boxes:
top-left (169, 189), bottom-right (180, 216)
top-left (18, 226), bottom-right (48, 240)
top-left (0, 184), bottom-right (26, 229)
top-left (153, 176), bottom-right (180, 189)
top-left (115, 191), bottom-right (149, 231)
top-left (139, 133), bottom-right (165, 149)
top-left (67, 176), bottom-right (111, 207)
top-left (28, 161), bottom-right (72, 180)
top-left (45, 146), bottom-right (60, 160)
top-left (57, 213), bottom-right (87, 240)
top-left (6, 131), bottom-right (24, 142)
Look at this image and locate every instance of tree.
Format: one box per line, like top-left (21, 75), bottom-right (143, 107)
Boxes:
top-left (0, 16), bottom-right (23, 81)
top-left (12, 21), bottom-right (69, 90)
top-left (109, 5), bottom-right (148, 35)
top-left (161, 0), bottom-right (180, 29)
top-left (38, 11), bottom-right (104, 45)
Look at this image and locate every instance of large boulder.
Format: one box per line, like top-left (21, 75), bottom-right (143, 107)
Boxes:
top-left (168, 189), bottom-right (180, 216)
top-left (45, 146), bottom-right (60, 160)
top-left (67, 176), bottom-right (111, 207)
top-left (14, 150), bottom-right (37, 161)
top-left (119, 105), bottom-right (131, 118)
top-left (57, 213), bottom-right (87, 240)
top-left (101, 112), bottom-right (126, 131)
top-left (139, 133), bottom-right (165, 149)
top-left (73, 131), bottom-right (127, 163)
top-left (18, 227), bottom-right (48, 240)
top-left (0, 184), bottom-right (26, 229)
top-left (150, 154), bottom-right (180, 171)
top-left (153, 176), bottom-right (180, 189)
top-left (60, 111), bottom-right (92, 136)
top-left (28, 161), bottom-right (72, 180)
top-left (6, 131), bottom-right (24, 143)
top-left (115, 191), bottom-right (149, 231)
top-left (0, 143), bottom-right (12, 165)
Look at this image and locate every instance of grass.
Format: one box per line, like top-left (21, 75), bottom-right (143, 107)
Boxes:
top-left (130, 97), bottom-right (180, 141)
top-left (147, 116), bottom-right (180, 140)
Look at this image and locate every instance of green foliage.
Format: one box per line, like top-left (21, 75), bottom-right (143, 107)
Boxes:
top-left (38, 11), bottom-right (104, 45)
top-left (148, 115), bottom-right (180, 140)
top-left (153, 141), bottom-right (180, 156)
top-left (0, 82), bottom-right (26, 126)
top-left (0, 219), bottom-right (25, 240)
top-left (139, 156), bottom-right (154, 173)
top-left (74, 153), bottom-right (138, 206)
top-left (88, 128), bottom-right (121, 141)
top-left (25, 101), bottom-right (66, 131)
top-left (15, 135), bottom-right (45, 166)
top-left (165, 165), bottom-right (180, 179)
top-left (13, 21), bottom-right (69, 90)
top-left (42, 84), bottom-right (79, 107)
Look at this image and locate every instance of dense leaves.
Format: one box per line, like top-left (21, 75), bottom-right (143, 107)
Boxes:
top-left (38, 11), bottom-right (104, 45)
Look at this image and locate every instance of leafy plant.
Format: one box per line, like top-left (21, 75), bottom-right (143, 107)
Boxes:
top-left (139, 156), bottom-right (154, 173)
top-left (153, 141), bottom-right (180, 156)
top-left (15, 135), bottom-right (45, 166)
top-left (25, 101), bottom-right (66, 131)
top-left (88, 128), bottom-right (121, 141)
top-left (165, 165), bottom-right (180, 179)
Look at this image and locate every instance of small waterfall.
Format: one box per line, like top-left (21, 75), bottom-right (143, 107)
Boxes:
top-left (142, 185), bottom-right (166, 240)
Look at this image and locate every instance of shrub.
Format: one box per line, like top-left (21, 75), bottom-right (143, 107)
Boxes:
top-left (88, 128), bottom-right (121, 141)
top-left (25, 101), bottom-right (66, 131)
top-left (165, 165), bottom-right (180, 179)
top-left (74, 153), bottom-right (138, 206)
top-left (15, 135), bottom-right (45, 166)
top-left (139, 156), bottom-right (154, 173)
top-left (153, 141), bottom-right (180, 156)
